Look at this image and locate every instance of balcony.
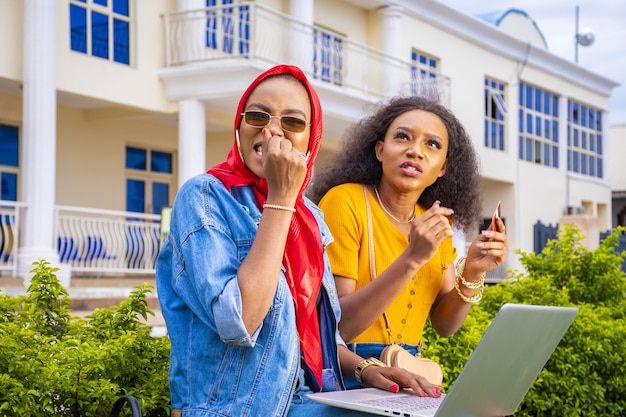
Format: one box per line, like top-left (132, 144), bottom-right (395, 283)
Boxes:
top-left (161, 3), bottom-right (451, 110)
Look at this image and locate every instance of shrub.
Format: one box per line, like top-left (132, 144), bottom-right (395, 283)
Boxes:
top-left (0, 260), bottom-right (171, 417)
top-left (423, 225), bottom-right (626, 416)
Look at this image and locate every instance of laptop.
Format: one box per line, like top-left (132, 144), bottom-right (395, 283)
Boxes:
top-left (308, 303), bottom-right (578, 417)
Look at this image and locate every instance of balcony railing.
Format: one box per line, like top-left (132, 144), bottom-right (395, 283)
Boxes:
top-left (0, 201), bottom-right (26, 277)
top-left (55, 206), bottom-right (162, 276)
top-left (163, 3), bottom-right (450, 105)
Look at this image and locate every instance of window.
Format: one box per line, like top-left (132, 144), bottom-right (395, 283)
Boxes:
top-left (518, 82), bottom-right (559, 167)
top-left (69, 0), bottom-right (131, 65)
top-left (206, 0), bottom-right (250, 56)
top-left (484, 78), bottom-right (507, 151)
top-left (313, 28), bottom-right (343, 85)
top-left (125, 146), bottom-right (173, 214)
top-left (0, 124), bottom-right (19, 202)
top-left (410, 51), bottom-right (439, 100)
top-left (567, 100), bottom-right (603, 178)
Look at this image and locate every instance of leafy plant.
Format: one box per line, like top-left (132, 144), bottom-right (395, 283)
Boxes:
top-left (0, 260), bottom-right (171, 417)
top-left (423, 225), bottom-right (626, 416)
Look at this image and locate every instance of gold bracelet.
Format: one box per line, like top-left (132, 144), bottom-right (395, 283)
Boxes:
top-left (262, 203), bottom-right (296, 213)
top-left (354, 357), bottom-right (386, 387)
top-left (455, 256), bottom-right (486, 289)
top-left (454, 274), bottom-right (484, 304)
top-left (458, 271), bottom-right (486, 289)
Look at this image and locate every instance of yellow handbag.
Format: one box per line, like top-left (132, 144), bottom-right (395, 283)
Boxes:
top-left (364, 186), bottom-right (443, 386)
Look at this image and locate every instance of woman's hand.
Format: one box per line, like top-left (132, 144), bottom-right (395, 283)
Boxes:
top-left (405, 200), bottom-right (455, 268)
top-left (261, 129), bottom-right (308, 206)
top-left (361, 365), bottom-right (443, 397)
top-left (465, 217), bottom-right (508, 277)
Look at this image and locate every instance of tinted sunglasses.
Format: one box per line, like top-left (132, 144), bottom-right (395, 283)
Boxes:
top-left (241, 110), bottom-right (311, 133)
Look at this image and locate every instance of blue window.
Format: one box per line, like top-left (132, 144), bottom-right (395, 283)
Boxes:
top-left (313, 29), bottom-right (343, 86)
top-left (484, 77), bottom-right (507, 151)
top-left (206, 0), bottom-right (250, 56)
top-left (69, 0), bottom-right (130, 65)
top-left (0, 124), bottom-right (19, 201)
top-left (410, 51), bottom-right (438, 100)
top-left (125, 147), bottom-right (173, 214)
top-left (567, 99), bottom-right (603, 178)
top-left (518, 82), bottom-right (559, 167)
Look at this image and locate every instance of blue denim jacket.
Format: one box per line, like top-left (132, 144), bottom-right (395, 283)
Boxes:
top-left (156, 173), bottom-right (346, 417)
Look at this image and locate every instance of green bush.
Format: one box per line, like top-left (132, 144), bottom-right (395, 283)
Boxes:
top-left (0, 260), bottom-right (171, 417)
top-left (423, 224), bottom-right (626, 416)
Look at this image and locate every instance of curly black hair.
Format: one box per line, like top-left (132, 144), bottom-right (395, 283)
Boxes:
top-left (307, 96), bottom-right (483, 233)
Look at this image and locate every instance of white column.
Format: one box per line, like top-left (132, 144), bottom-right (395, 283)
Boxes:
top-left (19, 0), bottom-right (68, 285)
top-left (289, 0), bottom-right (314, 74)
top-left (178, 99), bottom-right (206, 188)
top-left (379, 5), bottom-right (403, 96)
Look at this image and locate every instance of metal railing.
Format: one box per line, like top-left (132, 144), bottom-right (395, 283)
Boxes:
top-left (0, 201), bottom-right (26, 277)
top-left (163, 3), bottom-right (451, 105)
top-left (54, 206), bottom-right (161, 276)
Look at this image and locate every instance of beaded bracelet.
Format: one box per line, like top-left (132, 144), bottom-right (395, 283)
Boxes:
top-left (454, 275), bottom-right (484, 304)
top-left (262, 203), bottom-right (296, 213)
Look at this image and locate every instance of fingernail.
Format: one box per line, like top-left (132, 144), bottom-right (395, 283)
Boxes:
top-left (391, 384), bottom-right (399, 393)
top-left (419, 389), bottom-right (426, 396)
top-left (433, 389), bottom-right (441, 396)
top-left (262, 128), bottom-right (269, 138)
top-left (433, 200), bottom-right (441, 207)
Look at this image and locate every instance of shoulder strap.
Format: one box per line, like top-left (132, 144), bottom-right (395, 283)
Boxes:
top-left (363, 185), bottom-right (394, 343)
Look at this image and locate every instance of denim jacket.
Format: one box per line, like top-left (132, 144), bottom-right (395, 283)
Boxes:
top-left (156, 173), bottom-right (346, 417)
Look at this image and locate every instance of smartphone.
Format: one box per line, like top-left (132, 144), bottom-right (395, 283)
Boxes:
top-left (491, 201), bottom-right (502, 231)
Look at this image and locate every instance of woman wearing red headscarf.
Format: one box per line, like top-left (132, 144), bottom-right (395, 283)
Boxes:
top-left (156, 65), bottom-right (438, 417)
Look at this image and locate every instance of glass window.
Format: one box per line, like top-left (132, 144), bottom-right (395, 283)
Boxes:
top-left (313, 28), bottom-right (344, 86)
top-left (69, 0), bottom-right (131, 65)
top-left (567, 99), bottom-right (603, 178)
top-left (518, 82), bottom-right (559, 168)
top-left (0, 124), bottom-right (19, 202)
top-left (484, 77), bottom-right (507, 151)
top-left (410, 50), bottom-right (439, 100)
top-left (125, 146), bottom-right (174, 214)
top-left (206, 0), bottom-right (250, 57)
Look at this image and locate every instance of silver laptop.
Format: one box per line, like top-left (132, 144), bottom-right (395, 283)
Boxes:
top-left (308, 303), bottom-right (578, 417)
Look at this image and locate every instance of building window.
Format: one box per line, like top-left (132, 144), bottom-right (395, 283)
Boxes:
top-left (313, 28), bottom-right (343, 86)
top-left (518, 82), bottom-right (559, 167)
top-left (69, 0), bottom-right (131, 65)
top-left (125, 146), bottom-right (173, 214)
top-left (410, 51), bottom-right (439, 100)
top-left (206, 0), bottom-right (250, 56)
top-left (567, 100), bottom-right (603, 178)
top-left (0, 124), bottom-right (19, 202)
top-left (484, 78), bottom-right (507, 151)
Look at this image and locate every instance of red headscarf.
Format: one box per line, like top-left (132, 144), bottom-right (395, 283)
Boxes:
top-left (208, 65), bottom-right (325, 387)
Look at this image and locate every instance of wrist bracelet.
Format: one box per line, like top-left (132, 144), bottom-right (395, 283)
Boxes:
top-left (262, 203), bottom-right (296, 213)
top-left (354, 357), bottom-right (386, 387)
top-left (454, 274), bottom-right (484, 304)
top-left (455, 256), bottom-right (486, 289)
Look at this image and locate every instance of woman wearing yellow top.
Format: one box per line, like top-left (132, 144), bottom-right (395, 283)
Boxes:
top-left (308, 96), bottom-right (508, 389)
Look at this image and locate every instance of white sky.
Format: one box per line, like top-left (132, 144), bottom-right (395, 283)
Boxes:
top-left (436, 0), bottom-right (626, 126)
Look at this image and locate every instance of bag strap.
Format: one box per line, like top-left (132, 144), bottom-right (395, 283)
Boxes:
top-left (364, 185), bottom-right (425, 352)
top-left (364, 185), bottom-right (395, 344)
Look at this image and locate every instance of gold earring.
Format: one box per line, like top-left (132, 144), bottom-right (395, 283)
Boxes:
top-left (235, 130), bottom-right (243, 160)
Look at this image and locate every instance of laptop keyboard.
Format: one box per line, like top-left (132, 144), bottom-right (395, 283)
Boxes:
top-left (357, 393), bottom-right (446, 412)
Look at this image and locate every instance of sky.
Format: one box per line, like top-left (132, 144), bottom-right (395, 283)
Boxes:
top-left (437, 0), bottom-right (626, 126)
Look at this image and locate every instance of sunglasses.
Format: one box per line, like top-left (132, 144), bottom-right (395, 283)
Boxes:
top-left (241, 110), bottom-right (311, 133)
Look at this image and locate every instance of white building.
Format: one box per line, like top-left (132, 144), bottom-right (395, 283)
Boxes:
top-left (0, 0), bottom-right (619, 296)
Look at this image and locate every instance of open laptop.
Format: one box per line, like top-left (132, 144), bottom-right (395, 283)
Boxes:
top-left (308, 303), bottom-right (578, 417)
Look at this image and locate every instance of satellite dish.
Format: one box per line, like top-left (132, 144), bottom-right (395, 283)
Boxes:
top-left (577, 30), bottom-right (595, 46)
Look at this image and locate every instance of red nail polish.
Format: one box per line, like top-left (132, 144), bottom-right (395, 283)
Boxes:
top-left (391, 384), bottom-right (399, 393)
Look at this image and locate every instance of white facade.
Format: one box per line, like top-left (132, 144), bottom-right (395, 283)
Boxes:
top-left (0, 0), bottom-right (619, 287)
